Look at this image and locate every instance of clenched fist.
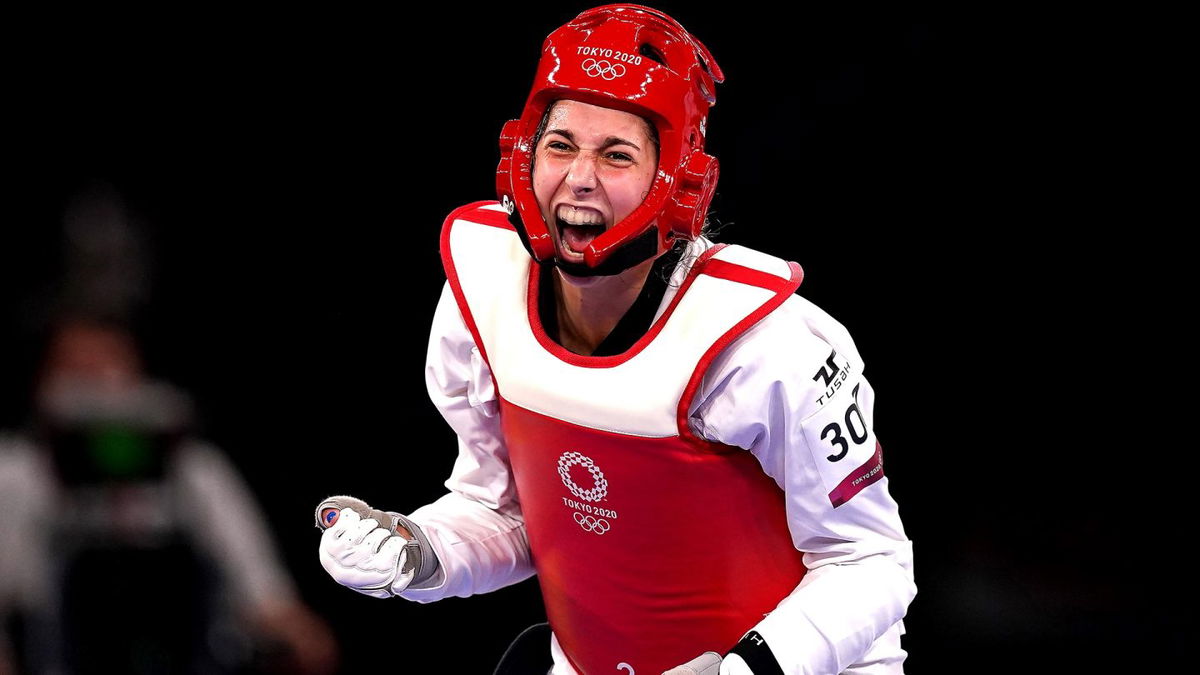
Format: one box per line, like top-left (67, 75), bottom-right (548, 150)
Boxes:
top-left (317, 500), bottom-right (417, 599)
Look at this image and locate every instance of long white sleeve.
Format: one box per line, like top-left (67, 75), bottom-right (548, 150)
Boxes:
top-left (0, 435), bottom-right (55, 617)
top-left (689, 294), bottom-right (916, 674)
top-left (398, 281), bottom-right (536, 603)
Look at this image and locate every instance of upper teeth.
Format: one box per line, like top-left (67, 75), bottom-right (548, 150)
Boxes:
top-left (556, 205), bottom-right (604, 226)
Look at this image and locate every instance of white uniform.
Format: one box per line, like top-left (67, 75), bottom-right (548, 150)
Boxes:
top-left (401, 232), bottom-right (916, 674)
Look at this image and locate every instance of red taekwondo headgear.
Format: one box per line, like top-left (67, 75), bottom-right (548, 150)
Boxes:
top-left (496, 4), bottom-right (725, 276)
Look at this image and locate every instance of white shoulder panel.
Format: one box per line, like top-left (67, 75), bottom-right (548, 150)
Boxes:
top-left (710, 245), bottom-right (793, 280)
top-left (449, 220), bottom-right (786, 438)
top-left (498, 274), bottom-right (774, 437)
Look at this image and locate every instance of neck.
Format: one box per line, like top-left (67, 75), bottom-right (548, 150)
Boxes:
top-left (552, 255), bottom-right (658, 356)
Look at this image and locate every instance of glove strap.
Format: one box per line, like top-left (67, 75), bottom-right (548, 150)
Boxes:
top-left (389, 511), bottom-right (438, 586)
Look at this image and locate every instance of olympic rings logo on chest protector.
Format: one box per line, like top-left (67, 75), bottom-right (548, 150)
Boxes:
top-left (573, 512), bottom-right (612, 535)
top-left (581, 58), bottom-right (626, 80)
top-left (558, 451), bottom-right (609, 502)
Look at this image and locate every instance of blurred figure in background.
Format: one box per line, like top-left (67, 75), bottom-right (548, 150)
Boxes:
top-left (0, 316), bottom-right (337, 674)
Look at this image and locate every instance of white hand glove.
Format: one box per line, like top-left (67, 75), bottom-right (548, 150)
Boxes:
top-left (661, 652), bottom-right (753, 675)
top-left (318, 508), bottom-right (415, 599)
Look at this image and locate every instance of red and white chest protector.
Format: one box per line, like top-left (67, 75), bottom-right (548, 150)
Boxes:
top-left (441, 201), bottom-right (808, 675)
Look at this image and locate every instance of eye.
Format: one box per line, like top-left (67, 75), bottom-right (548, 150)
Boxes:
top-left (606, 151), bottom-right (634, 162)
top-left (545, 140), bottom-right (572, 152)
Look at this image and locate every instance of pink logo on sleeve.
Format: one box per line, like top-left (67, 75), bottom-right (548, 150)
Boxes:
top-left (828, 441), bottom-right (885, 508)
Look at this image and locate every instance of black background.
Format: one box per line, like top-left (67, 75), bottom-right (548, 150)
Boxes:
top-left (1, 5), bottom-right (1169, 673)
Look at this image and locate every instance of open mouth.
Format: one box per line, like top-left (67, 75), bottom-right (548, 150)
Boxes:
top-left (557, 217), bottom-right (606, 254)
top-left (554, 205), bottom-right (608, 255)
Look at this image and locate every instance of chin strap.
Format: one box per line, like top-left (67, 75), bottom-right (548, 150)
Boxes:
top-left (509, 208), bottom-right (665, 277)
top-left (554, 228), bottom-right (662, 277)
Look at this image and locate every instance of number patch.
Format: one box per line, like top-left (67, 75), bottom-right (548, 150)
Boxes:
top-left (819, 383), bottom-right (869, 462)
top-left (801, 378), bottom-right (883, 506)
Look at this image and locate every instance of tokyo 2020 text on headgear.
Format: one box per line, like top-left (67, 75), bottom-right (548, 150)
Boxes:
top-left (496, 3), bottom-right (725, 276)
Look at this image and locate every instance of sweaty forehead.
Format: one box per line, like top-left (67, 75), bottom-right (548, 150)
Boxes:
top-left (545, 100), bottom-right (653, 147)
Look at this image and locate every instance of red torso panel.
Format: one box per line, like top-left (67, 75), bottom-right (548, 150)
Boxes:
top-left (502, 399), bottom-right (806, 675)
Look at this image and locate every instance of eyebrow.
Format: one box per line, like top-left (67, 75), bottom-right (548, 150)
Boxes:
top-left (545, 129), bottom-right (642, 152)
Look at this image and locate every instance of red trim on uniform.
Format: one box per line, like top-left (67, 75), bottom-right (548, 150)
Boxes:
top-left (439, 201), bottom-right (509, 396)
top-left (702, 258), bottom-right (795, 293)
top-left (677, 261), bottom-right (804, 446)
top-left (829, 440), bottom-right (885, 507)
top-left (525, 243), bottom-right (731, 368)
top-left (468, 207), bottom-right (515, 230)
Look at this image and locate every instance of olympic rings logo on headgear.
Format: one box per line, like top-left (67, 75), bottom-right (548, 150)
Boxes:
top-left (558, 452), bottom-right (608, 502)
top-left (574, 512), bottom-right (611, 535)
top-left (581, 58), bottom-right (626, 80)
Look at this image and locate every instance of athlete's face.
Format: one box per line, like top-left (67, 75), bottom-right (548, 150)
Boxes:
top-left (532, 99), bottom-right (658, 265)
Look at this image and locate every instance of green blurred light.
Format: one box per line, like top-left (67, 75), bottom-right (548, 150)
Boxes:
top-left (88, 425), bottom-right (153, 477)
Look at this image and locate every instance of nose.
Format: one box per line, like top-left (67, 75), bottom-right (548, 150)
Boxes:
top-left (565, 153), bottom-right (597, 195)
